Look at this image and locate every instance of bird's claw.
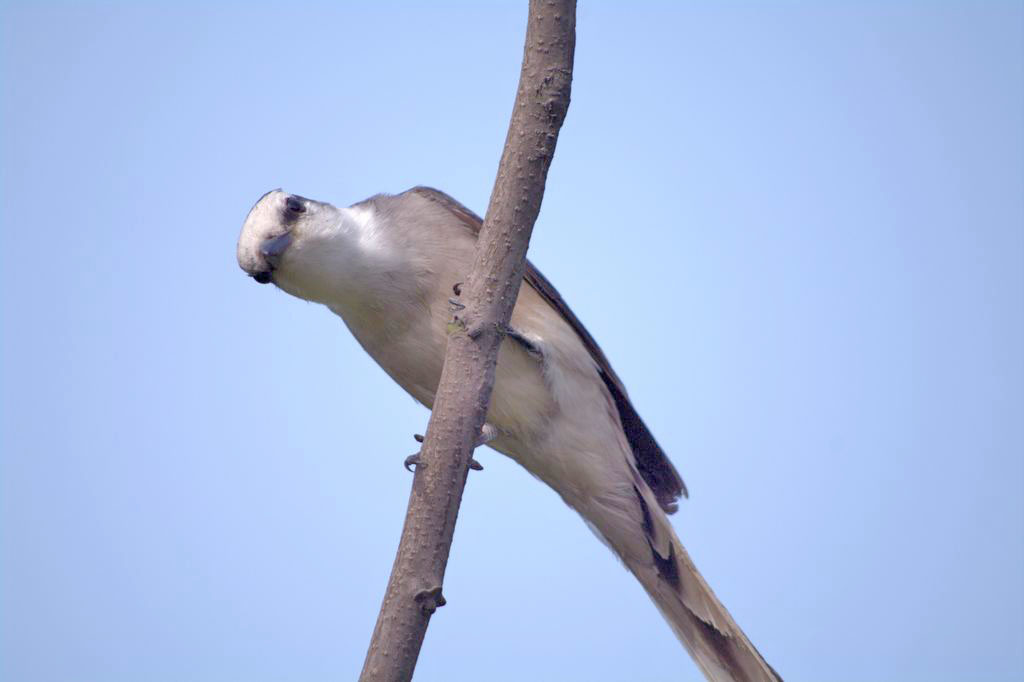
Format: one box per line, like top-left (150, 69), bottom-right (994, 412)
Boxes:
top-left (406, 425), bottom-right (495, 472)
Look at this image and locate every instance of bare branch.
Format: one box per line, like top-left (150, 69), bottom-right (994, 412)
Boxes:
top-left (358, 2), bottom-right (576, 680)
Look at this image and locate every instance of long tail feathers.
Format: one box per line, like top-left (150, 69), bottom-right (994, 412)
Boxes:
top-left (600, 484), bottom-right (782, 682)
top-left (636, 532), bottom-right (781, 681)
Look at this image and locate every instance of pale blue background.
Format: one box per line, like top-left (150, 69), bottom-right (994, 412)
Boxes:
top-left (2, 2), bottom-right (1022, 681)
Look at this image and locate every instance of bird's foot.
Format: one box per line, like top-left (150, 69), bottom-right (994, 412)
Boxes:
top-left (466, 423), bottom-right (498, 470)
top-left (404, 426), bottom-right (495, 472)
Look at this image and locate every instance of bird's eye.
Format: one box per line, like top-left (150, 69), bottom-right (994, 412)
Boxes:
top-left (285, 196), bottom-right (306, 213)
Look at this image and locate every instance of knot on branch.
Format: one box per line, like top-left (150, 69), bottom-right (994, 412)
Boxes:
top-left (532, 67), bottom-right (572, 120)
top-left (414, 586), bottom-right (447, 615)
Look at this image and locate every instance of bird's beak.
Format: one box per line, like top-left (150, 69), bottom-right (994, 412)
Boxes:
top-left (260, 232), bottom-right (293, 265)
top-left (250, 232), bottom-right (293, 285)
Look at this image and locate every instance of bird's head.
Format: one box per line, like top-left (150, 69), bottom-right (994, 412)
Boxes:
top-left (237, 189), bottom-right (364, 304)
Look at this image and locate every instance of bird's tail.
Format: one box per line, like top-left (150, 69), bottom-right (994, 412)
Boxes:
top-left (588, 483), bottom-right (782, 682)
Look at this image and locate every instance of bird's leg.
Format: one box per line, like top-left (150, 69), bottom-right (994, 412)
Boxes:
top-left (467, 423), bottom-right (499, 470)
top-left (405, 425), bottom-right (496, 472)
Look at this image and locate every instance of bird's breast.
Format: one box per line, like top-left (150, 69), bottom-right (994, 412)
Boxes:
top-left (328, 286), bottom-right (557, 449)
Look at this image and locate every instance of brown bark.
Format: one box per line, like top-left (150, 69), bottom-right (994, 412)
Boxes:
top-left (358, 2), bottom-right (576, 680)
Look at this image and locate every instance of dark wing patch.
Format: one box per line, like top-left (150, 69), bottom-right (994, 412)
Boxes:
top-left (648, 535), bottom-right (681, 590)
top-left (602, 370), bottom-right (687, 511)
top-left (409, 186), bottom-right (687, 512)
top-left (634, 485), bottom-right (680, 591)
top-left (633, 485), bottom-right (655, 537)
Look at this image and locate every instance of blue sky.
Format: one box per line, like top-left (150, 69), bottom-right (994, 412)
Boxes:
top-left (1, 2), bottom-right (1021, 681)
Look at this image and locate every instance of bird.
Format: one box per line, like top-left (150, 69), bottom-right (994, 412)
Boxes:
top-left (236, 186), bottom-right (781, 682)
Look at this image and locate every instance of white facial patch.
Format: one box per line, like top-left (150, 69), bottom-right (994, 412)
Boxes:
top-left (237, 189), bottom-right (287, 276)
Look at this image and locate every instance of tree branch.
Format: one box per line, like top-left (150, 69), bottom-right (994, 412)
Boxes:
top-left (358, 2), bottom-right (576, 680)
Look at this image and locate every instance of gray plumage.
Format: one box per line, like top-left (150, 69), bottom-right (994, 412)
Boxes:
top-left (237, 187), bottom-right (780, 682)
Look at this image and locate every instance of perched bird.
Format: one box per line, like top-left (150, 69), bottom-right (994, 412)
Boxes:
top-left (237, 186), bottom-right (780, 682)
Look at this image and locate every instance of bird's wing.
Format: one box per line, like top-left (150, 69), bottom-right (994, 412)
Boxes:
top-left (408, 186), bottom-right (687, 511)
